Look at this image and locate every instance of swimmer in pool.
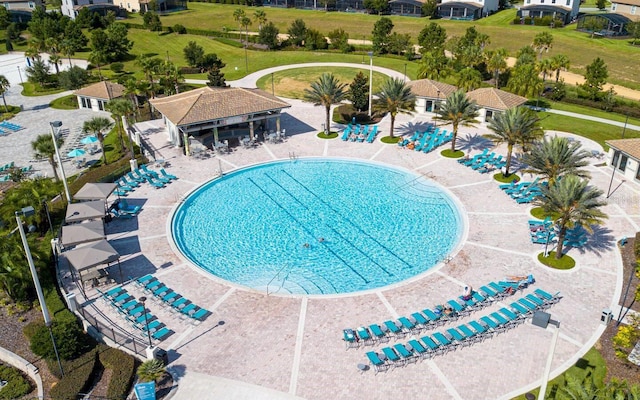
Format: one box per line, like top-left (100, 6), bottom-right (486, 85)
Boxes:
top-left (303, 243), bottom-right (310, 248)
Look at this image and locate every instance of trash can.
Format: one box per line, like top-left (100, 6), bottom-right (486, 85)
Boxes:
top-left (601, 308), bottom-right (612, 325)
top-left (154, 347), bottom-right (168, 366)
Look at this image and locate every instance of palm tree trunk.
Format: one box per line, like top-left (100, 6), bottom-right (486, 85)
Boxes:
top-left (49, 156), bottom-right (60, 181)
top-left (450, 123), bottom-right (459, 151)
top-left (494, 69), bottom-right (499, 88)
top-left (2, 94), bottom-right (7, 113)
top-left (505, 143), bottom-right (513, 176)
top-left (389, 115), bottom-right (395, 138)
top-left (555, 227), bottom-right (566, 259)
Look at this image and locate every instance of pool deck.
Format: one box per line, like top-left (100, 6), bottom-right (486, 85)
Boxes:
top-left (62, 99), bottom-right (637, 400)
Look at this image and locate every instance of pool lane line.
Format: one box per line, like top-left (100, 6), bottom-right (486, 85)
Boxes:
top-left (289, 297), bottom-right (307, 396)
top-left (280, 169), bottom-right (415, 272)
top-left (267, 172), bottom-right (394, 277)
top-left (247, 177), bottom-right (370, 284)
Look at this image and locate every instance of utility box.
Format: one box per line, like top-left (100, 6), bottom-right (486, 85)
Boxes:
top-left (66, 293), bottom-right (77, 313)
top-left (154, 348), bottom-right (168, 366)
top-left (601, 308), bottom-right (613, 325)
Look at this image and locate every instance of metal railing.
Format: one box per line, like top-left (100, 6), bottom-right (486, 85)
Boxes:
top-left (76, 306), bottom-right (147, 358)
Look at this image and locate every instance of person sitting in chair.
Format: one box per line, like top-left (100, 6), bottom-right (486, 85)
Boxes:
top-left (462, 285), bottom-right (473, 301)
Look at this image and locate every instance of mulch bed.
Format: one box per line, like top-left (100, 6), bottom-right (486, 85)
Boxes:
top-left (596, 238), bottom-right (640, 385)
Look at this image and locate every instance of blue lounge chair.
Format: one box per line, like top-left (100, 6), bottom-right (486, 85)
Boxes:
top-left (127, 171), bottom-right (145, 183)
top-left (468, 320), bottom-right (488, 337)
top-left (479, 285), bottom-right (498, 299)
top-left (411, 312), bottom-right (429, 329)
top-left (145, 280), bottom-right (162, 291)
top-left (152, 285), bottom-right (170, 297)
top-left (171, 297), bottom-right (188, 310)
top-left (181, 303), bottom-right (197, 316)
top-left (510, 301), bottom-right (531, 316)
top-left (517, 298), bottom-right (538, 312)
top-left (458, 324), bottom-right (479, 343)
top-left (128, 306), bottom-right (145, 318)
top-left (393, 343), bottom-right (416, 364)
top-left (384, 320), bottom-right (403, 337)
top-left (422, 309), bottom-right (441, 325)
top-left (343, 329), bottom-right (358, 349)
top-left (398, 317), bottom-right (415, 332)
top-left (105, 286), bottom-right (124, 298)
top-left (432, 332), bottom-right (452, 348)
top-left (525, 293), bottom-right (546, 308)
top-left (191, 308), bottom-right (208, 321)
top-left (356, 326), bottom-right (373, 344)
top-left (366, 126), bottom-right (378, 143)
top-left (152, 327), bottom-right (172, 341)
top-left (490, 312), bottom-right (510, 332)
top-left (499, 307), bottom-right (520, 323)
top-left (135, 275), bottom-right (155, 287)
top-left (447, 299), bottom-right (466, 315)
top-left (534, 289), bottom-right (561, 304)
top-left (407, 339), bottom-right (429, 359)
top-left (160, 168), bottom-right (177, 180)
top-left (140, 320), bottom-right (162, 332)
top-left (119, 300), bottom-right (138, 312)
top-left (162, 291), bottom-right (179, 304)
top-left (369, 324), bottom-right (388, 342)
top-left (480, 316), bottom-right (499, 330)
top-left (381, 347), bottom-right (402, 366)
top-left (341, 127), bottom-right (351, 141)
top-left (365, 351), bottom-right (387, 373)
top-left (446, 328), bottom-right (466, 345)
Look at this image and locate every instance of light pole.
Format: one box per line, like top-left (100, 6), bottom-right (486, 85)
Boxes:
top-left (532, 311), bottom-right (560, 400)
top-left (139, 296), bottom-right (153, 348)
top-left (17, 66), bottom-right (23, 84)
top-left (606, 151), bottom-right (620, 198)
top-left (271, 73), bottom-right (275, 96)
top-left (49, 121), bottom-right (71, 204)
top-left (435, 90), bottom-right (441, 113)
top-left (367, 51), bottom-right (373, 118)
top-left (403, 63), bottom-right (407, 82)
top-left (16, 206), bottom-right (64, 377)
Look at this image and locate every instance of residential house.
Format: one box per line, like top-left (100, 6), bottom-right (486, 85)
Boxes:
top-left (61, 0), bottom-right (124, 19)
top-left (437, 0), bottom-right (499, 20)
top-left (465, 88), bottom-right (528, 122)
top-left (576, 13), bottom-right (632, 36)
top-left (74, 81), bottom-right (125, 112)
top-left (115, 0), bottom-right (186, 13)
top-left (610, 0), bottom-right (640, 19)
top-left (605, 138), bottom-right (640, 183)
top-left (517, 0), bottom-right (580, 24)
top-left (2, 0), bottom-right (43, 23)
top-left (408, 79), bottom-right (458, 114)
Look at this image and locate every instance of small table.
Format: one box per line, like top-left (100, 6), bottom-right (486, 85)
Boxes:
top-left (357, 363), bottom-right (368, 374)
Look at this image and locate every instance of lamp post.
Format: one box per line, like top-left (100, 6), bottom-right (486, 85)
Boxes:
top-left (16, 206), bottom-right (64, 377)
top-left (532, 311), bottom-right (560, 400)
top-left (367, 51), bottom-right (373, 118)
top-left (139, 296), bottom-right (153, 348)
top-left (271, 73), bottom-right (275, 96)
top-left (17, 66), bottom-right (23, 84)
top-left (403, 63), bottom-right (407, 82)
top-left (435, 90), bottom-right (441, 113)
top-left (49, 121), bottom-right (71, 204)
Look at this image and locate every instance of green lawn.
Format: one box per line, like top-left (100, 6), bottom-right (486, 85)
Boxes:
top-left (255, 67), bottom-right (388, 99)
top-left (123, 4), bottom-right (640, 89)
top-left (548, 101), bottom-right (640, 127)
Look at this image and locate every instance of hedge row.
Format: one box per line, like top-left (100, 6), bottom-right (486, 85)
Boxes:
top-left (49, 348), bottom-right (98, 400)
top-left (124, 24), bottom-right (248, 41)
top-left (98, 345), bottom-right (136, 400)
top-left (0, 363), bottom-right (32, 400)
top-left (68, 154), bottom-right (147, 195)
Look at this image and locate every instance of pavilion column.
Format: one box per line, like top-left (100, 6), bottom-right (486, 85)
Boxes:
top-left (249, 121), bottom-right (255, 141)
top-left (276, 116), bottom-right (281, 133)
top-left (213, 126), bottom-right (219, 145)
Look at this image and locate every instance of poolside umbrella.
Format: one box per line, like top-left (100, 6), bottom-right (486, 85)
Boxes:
top-left (65, 239), bottom-right (122, 295)
top-left (60, 220), bottom-right (105, 247)
top-left (81, 135), bottom-right (98, 145)
top-left (74, 183), bottom-right (117, 202)
top-left (67, 148), bottom-right (86, 158)
top-left (65, 200), bottom-right (105, 223)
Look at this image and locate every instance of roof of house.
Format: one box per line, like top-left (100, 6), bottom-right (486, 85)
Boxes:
top-left (408, 79), bottom-right (458, 99)
top-left (611, 0), bottom-right (640, 6)
top-left (438, 1), bottom-right (483, 9)
top-left (149, 86), bottom-right (291, 127)
top-left (520, 4), bottom-right (572, 12)
top-left (465, 87), bottom-right (528, 110)
top-left (606, 138), bottom-right (640, 160)
top-left (74, 81), bottom-right (125, 100)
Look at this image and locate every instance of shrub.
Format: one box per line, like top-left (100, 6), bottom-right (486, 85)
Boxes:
top-left (49, 349), bottom-right (97, 399)
top-left (57, 66), bottom-right (90, 90)
top-left (173, 24), bottom-right (187, 34)
top-left (68, 155), bottom-right (147, 195)
top-left (612, 324), bottom-right (640, 358)
top-left (0, 363), bottom-right (32, 399)
top-left (110, 62), bottom-right (125, 73)
top-left (137, 359), bottom-right (165, 383)
top-left (634, 231), bottom-right (640, 262)
top-left (333, 104), bottom-right (370, 124)
top-left (28, 318), bottom-right (91, 360)
top-left (98, 345), bottom-right (136, 400)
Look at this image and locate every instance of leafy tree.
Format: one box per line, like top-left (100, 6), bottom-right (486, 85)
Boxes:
top-left (549, 78), bottom-right (567, 101)
top-left (27, 8), bottom-right (66, 43)
top-left (143, 11), bottom-right (162, 32)
top-left (417, 51), bottom-right (451, 80)
top-left (83, 116), bottom-right (112, 165)
top-left (137, 359), bottom-right (165, 383)
top-left (582, 57), bottom-right (608, 100)
top-left (258, 22), bottom-right (279, 50)
top-left (207, 66), bottom-right (227, 87)
top-left (531, 31), bottom-right (553, 60)
top-left (373, 77), bottom-right (415, 138)
top-left (57, 66), bottom-right (89, 90)
top-left (596, 0), bottom-right (606, 9)
top-left (434, 89), bottom-right (479, 151)
top-left (371, 17), bottom-right (394, 55)
top-left (348, 71), bottom-right (369, 112)
top-left (515, 45), bottom-right (537, 67)
top-left (158, 60), bottom-right (183, 95)
top-left (0, 235), bottom-right (32, 302)
top-left (6, 23), bottom-right (21, 41)
top-left (106, 99), bottom-right (135, 155)
top-left (535, 175), bottom-right (607, 259)
top-left (583, 16), bottom-right (606, 38)
top-left (25, 57), bottom-right (51, 86)
top-left (550, 54), bottom-right (570, 83)
top-left (0, 75), bottom-right (9, 112)
top-left (64, 20), bottom-right (87, 54)
top-left (522, 136), bottom-right (591, 186)
top-left (421, 0), bottom-right (437, 18)
top-left (90, 24), bottom-right (133, 63)
top-left (172, 24), bottom-right (186, 34)
top-left (486, 48), bottom-right (508, 88)
top-left (0, 178), bottom-right (61, 230)
top-left (327, 28), bottom-right (349, 52)
top-left (485, 107), bottom-right (543, 176)
top-left (0, 6), bottom-right (9, 29)
top-left (305, 29), bottom-right (328, 50)
top-left (507, 63), bottom-right (543, 98)
top-left (456, 67), bottom-right (482, 92)
top-left (627, 21), bottom-right (640, 46)
top-left (448, 27), bottom-right (489, 69)
top-left (303, 73), bottom-right (347, 137)
top-left (253, 9), bottom-right (267, 31)
top-left (198, 53), bottom-right (225, 74)
top-left (364, 0), bottom-right (389, 13)
top-left (5, 39), bottom-right (13, 52)
top-left (287, 19), bottom-right (307, 47)
top-left (183, 41), bottom-right (205, 68)
top-left (32, 134), bottom-right (63, 181)
top-left (418, 22), bottom-right (447, 55)
top-left (387, 32), bottom-right (412, 56)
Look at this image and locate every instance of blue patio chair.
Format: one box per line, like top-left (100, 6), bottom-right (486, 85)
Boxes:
top-left (458, 324), bottom-right (480, 344)
top-left (384, 320), bottom-right (403, 337)
top-left (398, 316), bottom-right (416, 332)
top-left (381, 347), bottom-right (403, 367)
top-left (407, 339), bottom-right (429, 359)
top-left (144, 280), bottom-right (162, 292)
top-left (369, 324), bottom-right (388, 342)
top-left (411, 312), bottom-right (429, 330)
top-left (422, 309), bottom-right (442, 326)
top-left (180, 303), bottom-right (197, 317)
top-left (171, 297), bottom-right (189, 311)
top-left (517, 298), bottom-right (538, 313)
top-left (480, 316), bottom-right (499, 331)
top-left (341, 127), bottom-right (351, 141)
top-left (135, 275), bottom-right (155, 287)
top-left (366, 126), bottom-right (378, 143)
top-left (499, 307), bottom-right (521, 325)
top-left (510, 301), bottom-right (531, 317)
top-left (105, 286), bottom-right (124, 299)
top-left (356, 326), bottom-right (374, 345)
top-left (468, 320), bottom-right (489, 339)
top-left (191, 307), bottom-right (208, 321)
top-left (490, 312), bottom-right (510, 333)
top-left (525, 293), bottom-right (547, 309)
top-left (343, 329), bottom-right (358, 349)
top-left (365, 351), bottom-right (387, 374)
top-left (432, 332), bottom-right (452, 348)
top-left (152, 327), bottom-right (173, 341)
top-left (447, 299), bottom-right (467, 315)
top-left (393, 343), bottom-right (416, 364)
top-left (534, 289), bottom-right (561, 304)
top-left (160, 168), bottom-right (178, 180)
top-left (446, 328), bottom-right (466, 346)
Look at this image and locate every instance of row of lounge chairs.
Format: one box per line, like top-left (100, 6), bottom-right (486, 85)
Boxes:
top-left (343, 278), bottom-right (535, 349)
top-left (397, 127), bottom-right (452, 153)
top-left (0, 162), bottom-right (14, 172)
top-left (114, 166), bottom-right (178, 195)
top-left (530, 217), bottom-right (555, 244)
top-left (0, 121), bottom-right (23, 132)
top-left (97, 286), bottom-right (173, 341)
top-left (499, 177), bottom-right (543, 204)
top-left (134, 274), bottom-right (209, 323)
top-left (457, 149), bottom-right (506, 174)
top-left (365, 288), bottom-right (562, 373)
top-left (341, 124), bottom-right (379, 143)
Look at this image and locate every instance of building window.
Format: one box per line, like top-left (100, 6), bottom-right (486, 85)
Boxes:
top-left (632, 5), bottom-right (636, 13)
top-left (552, 0), bottom-right (555, 3)
top-left (636, 164), bottom-right (640, 181)
top-left (80, 97), bottom-right (90, 108)
top-left (611, 3), bottom-right (616, 10)
top-left (612, 150), bottom-right (620, 168)
top-left (485, 109), bottom-right (493, 122)
top-left (619, 154), bottom-right (628, 171)
top-left (566, 0), bottom-right (570, 5)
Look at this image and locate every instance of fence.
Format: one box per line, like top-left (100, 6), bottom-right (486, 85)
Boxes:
top-left (76, 306), bottom-right (148, 358)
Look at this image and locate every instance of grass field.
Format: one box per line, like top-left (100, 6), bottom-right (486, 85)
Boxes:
top-left (124, 4), bottom-right (640, 89)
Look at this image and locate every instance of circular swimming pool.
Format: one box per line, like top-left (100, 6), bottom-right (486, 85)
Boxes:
top-left (171, 158), bottom-right (464, 295)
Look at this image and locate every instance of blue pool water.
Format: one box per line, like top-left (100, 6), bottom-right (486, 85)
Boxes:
top-left (171, 158), bottom-right (464, 295)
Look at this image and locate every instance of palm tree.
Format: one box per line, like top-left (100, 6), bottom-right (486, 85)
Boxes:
top-left (233, 8), bottom-right (246, 31)
top-left (45, 37), bottom-right (61, 74)
top-left (31, 134), bottom-right (63, 181)
top-left (485, 107), bottom-right (543, 176)
top-left (456, 67), bottom-right (482, 92)
top-left (417, 52), bottom-right (451, 81)
top-left (240, 16), bottom-right (252, 45)
top-left (0, 235), bottom-right (33, 302)
top-left (550, 54), bottom-right (570, 83)
top-left (486, 48), bottom-right (508, 88)
top-left (535, 175), bottom-right (607, 260)
top-left (137, 359), bottom-right (166, 383)
top-left (373, 77), bottom-right (416, 138)
top-left (522, 136), bottom-right (592, 186)
top-left (106, 99), bottom-right (135, 156)
top-left (0, 75), bottom-right (10, 112)
top-left (434, 89), bottom-right (479, 151)
top-left (253, 10), bottom-right (267, 31)
top-left (83, 116), bottom-right (113, 165)
top-left (507, 63), bottom-right (543, 98)
top-left (303, 73), bottom-right (348, 138)
top-left (538, 58), bottom-right (554, 83)
top-left (532, 31), bottom-right (553, 60)
top-left (556, 374), bottom-right (601, 400)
